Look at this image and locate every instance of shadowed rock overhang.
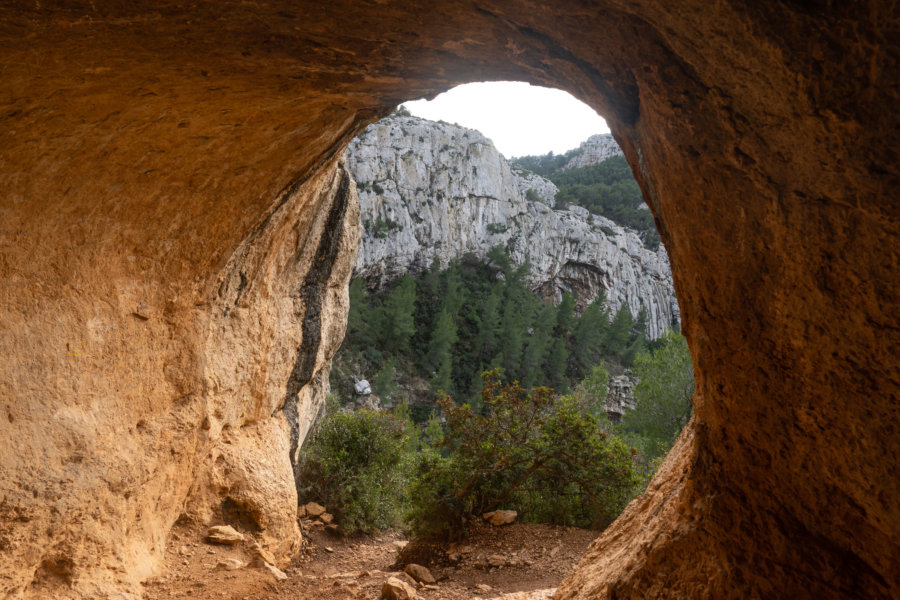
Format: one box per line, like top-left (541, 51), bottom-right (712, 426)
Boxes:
top-left (0, 1), bottom-right (897, 598)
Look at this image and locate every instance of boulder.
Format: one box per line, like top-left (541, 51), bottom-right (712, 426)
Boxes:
top-left (303, 502), bottom-right (327, 517)
top-left (404, 563), bottom-right (436, 584)
top-left (381, 576), bottom-right (418, 600)
top-left (354, 378), bottom-right (372, 395)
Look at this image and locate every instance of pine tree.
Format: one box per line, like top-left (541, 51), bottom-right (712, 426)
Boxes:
top-left (546, 338), bottom-right (569, 393)
top-left (572, 298), bottom-right (610, 379)
top-left (521, 302), bottom-right (555, 388)
top-left (475, 284), bottom-right (503, 366)
top-left (380, 275), bottom-right (416, 355)
top-left (555, 292), bottom-right (576, 337)
top-left (604, 303), bottom-right (634, 356)
top-left (427, 309), bottom-right (458, 392)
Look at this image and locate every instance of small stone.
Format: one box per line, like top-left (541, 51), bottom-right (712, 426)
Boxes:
top-left (206, 525), bottom-right (244, 545)
top-left (482, 510), bottom-right (517, 526)
top-left (298, 505), bottom-right (307, 518)
top-left (215, 558), bottom-right (244, 571)
top-left (476, 583), bottom-right (492, 592)
top-left (391, 540), bottom-right (409, 551)
top-left (325, 523), bottom-right (340, 534)
top-left (381, 576), bottom-right (417, 600)
top-left (303, 502), bottom-right (327, 517)
top-left (319, 512), bottom-right (334, 524)
top-left (324, 546), bottom-right (334, 553)
top-left (488, 554), bottom-right (506, 567)
top-left (404, 564), bottom-right (435, 584)
top-left (263, 561), bottom-right (288, 581)
top-left (250, 542), bottom-right (276, 567)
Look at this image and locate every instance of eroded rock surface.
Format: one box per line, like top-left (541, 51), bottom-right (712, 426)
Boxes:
top-left (562, 134), bottom-right (624, 171)
top-left (0, 1), bottom-right (897, 599)
top-left (346, 116), bottom-right (679, 336)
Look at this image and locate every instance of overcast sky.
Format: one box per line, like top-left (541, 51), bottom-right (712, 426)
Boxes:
top-left (402, 82), bottom-right (610, 158)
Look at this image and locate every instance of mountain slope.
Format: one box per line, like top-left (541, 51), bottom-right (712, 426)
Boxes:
top-left (344, 115), bottom-right (679, 339)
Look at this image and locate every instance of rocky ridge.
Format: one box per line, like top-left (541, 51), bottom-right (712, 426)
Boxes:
top-left (345, 116), bottom-right (679, 339)
top-left (561, 133), bottom-right (624, 170)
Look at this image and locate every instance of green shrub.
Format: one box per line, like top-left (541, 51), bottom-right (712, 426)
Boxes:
top-left (297, 409), bottom-right (412, 534)
top-left (621, 329), bottom-right (694, 455)
top-left (406, 370), bottom-right (640, 538)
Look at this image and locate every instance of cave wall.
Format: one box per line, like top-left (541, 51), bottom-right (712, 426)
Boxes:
top-left (0, 1), bottom-right (897, 598)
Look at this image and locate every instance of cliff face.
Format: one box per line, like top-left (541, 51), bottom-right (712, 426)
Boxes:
top-left (563, 133), bottom-right (624, 170)
top-left (345, 116), bottom-right (679, 338)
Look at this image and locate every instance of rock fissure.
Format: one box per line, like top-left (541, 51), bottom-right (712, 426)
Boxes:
top-left (283, 162), bottom-right (354, 493)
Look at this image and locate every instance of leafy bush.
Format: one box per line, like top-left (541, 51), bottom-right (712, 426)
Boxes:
top-left (621, 329), bottom-right (694, 458)
top-left (297, 409), bottom-right (412, 534)
top-left (406, 370), bottom-right (640, 538)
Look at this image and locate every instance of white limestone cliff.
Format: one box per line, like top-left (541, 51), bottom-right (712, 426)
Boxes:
top-left (344, 115), bottom-right (679, 339)
top-left (562, 133), bottom-right (624, 170)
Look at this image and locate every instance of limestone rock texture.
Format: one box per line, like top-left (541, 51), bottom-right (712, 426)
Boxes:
top-left (562, 134), bottom-right (624, 171)
top-left (0, 1), bottom-right (897, 599)
top-left (346, 116), bottom-right (678, 337)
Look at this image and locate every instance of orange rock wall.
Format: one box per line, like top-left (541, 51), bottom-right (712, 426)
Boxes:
top-left (0, 1), bottom-right (897, 598)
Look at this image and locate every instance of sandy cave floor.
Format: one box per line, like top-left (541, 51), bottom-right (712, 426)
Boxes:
top-left (142, 518), bottom-right (598, 600)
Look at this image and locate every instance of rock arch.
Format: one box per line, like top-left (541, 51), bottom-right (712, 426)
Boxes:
top-left (0, 1), bottom-right (897, 598)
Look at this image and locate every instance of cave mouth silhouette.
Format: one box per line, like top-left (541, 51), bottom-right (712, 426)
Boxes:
top-left (0, 2), bottom-right (896, 598)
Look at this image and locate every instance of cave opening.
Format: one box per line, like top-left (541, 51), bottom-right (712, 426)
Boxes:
top-left (1, 2), bottom-right (896, 598)
top-left (306, 79), bottom-right (694, 548)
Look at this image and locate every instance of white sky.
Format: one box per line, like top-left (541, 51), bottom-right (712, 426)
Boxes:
top-left (402, 82), bottom-right (610, 158)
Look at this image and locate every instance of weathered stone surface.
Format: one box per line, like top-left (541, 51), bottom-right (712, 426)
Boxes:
top-left (262, 562), bottom-right (288, 581)
top-left (346, 116), bottom-right (679, 338)
top-left (562, 134), bottom-right (624, 171)
top-left (214, 558), bottom-right (244, 571)
top-left (403, 564), bottom-right (436, 585)
top-left (303, 502), bottom-right (327, 518)
top-left (604, 374), bottom-right (636, 423)
top-left (381, 576), bottom-right (417, 600)
top-left (483, 510), bottom-right (518, 527)
top-left (206, 526), bottom-right (244, 545)
top-left (0, 2), bottom-right (897, 599)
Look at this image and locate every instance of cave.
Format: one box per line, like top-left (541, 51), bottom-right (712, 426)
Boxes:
top-left (0, 1), bottom-right (897, 598)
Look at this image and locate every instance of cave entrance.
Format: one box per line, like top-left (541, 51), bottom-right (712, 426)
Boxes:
top-left (3, 3), bottom-right (894, 598)
top-left (313, 80), bottom-right (693, 538)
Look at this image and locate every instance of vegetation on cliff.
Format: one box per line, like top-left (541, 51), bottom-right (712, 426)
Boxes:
top-left (512, 153), bottom-right (660, 249)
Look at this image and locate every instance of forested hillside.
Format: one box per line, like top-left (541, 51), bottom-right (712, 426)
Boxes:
top-left (331, 248), bottom-right (647, 417)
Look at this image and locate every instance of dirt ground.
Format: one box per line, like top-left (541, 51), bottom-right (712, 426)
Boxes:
top-left (142, 517), bottom-right (598, 600)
